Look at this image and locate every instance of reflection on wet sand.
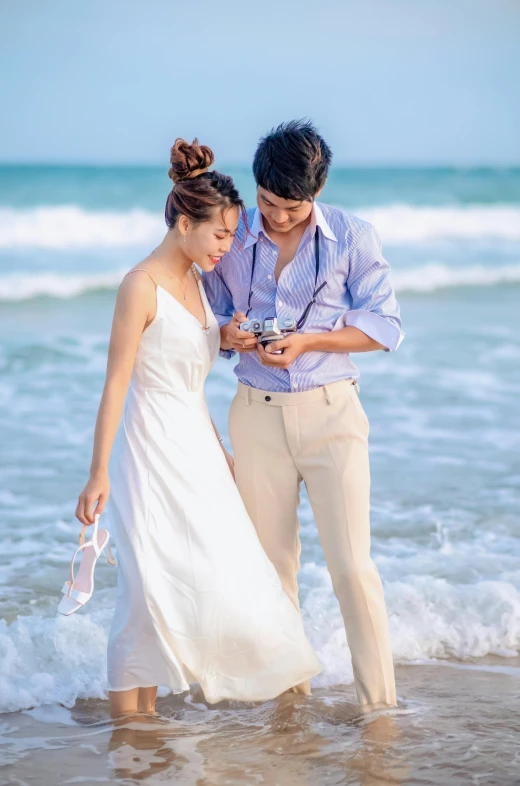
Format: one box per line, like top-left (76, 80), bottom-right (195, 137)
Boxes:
top-left (108, 715), bottom-right (194, 782)
top-left (106, 688), bottom-right (409, 785)
top-left (4, 664), bottom-right (519, 784)
top-left (351, 715), bottom-right (410, 785)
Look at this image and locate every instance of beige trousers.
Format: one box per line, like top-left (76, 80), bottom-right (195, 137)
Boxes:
top-left (228, 378), bottom-right (396, 710)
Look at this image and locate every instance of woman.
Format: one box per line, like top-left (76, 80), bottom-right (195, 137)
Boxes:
top-left (76, 139), bottom-right (321, 718)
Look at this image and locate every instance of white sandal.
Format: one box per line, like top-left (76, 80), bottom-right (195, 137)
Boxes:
top-left (58, 514), bottom-right (116, 616)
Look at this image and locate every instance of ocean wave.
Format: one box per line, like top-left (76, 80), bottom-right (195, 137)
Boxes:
top-left (305, 568), bottom-right (520, 689)
top-left (0, 270), bottom-right (125, 300)
top-left (356, 203), bottom-right (520, 243)
top-left (1, 203), bottom-right (520, 250)
top-left (0, 263), bottom-right (519, 302)
top-left (0, 206), bottom-right (163, 249)
top-left (1, 573), bottom-right (518, 713)
top-left (392, 263), bottom-right (520, 292)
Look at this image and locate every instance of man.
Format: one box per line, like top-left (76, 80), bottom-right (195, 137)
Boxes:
top-left (204, 120), bottom-right (403, 712)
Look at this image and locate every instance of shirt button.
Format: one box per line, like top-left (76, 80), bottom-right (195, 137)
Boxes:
top-left (267, 275), bottom-right (272, 280)
top-left (265, 395), bottom-right (271, 402)
top-left (293, 383), bottom-right (299, 389)
top-left (278, 300), bottom-right (283, 307)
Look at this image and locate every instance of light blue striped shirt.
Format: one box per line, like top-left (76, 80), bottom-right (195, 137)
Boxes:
top-left (203, 202), bottom-right (404, 393)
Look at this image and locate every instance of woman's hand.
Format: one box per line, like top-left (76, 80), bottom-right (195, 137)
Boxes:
top-left (220, 312), bottom-right (258, 353)
top-left (76, 471), bottom-right (110, 525)
top-left (222, 446), bottom-right (235, 481)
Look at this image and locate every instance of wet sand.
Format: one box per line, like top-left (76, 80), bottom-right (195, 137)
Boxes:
top-left (1, 660), bottom-right (519, 786)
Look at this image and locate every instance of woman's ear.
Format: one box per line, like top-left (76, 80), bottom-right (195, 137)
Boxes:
top-left (178, 214), bottom-right (190, 237)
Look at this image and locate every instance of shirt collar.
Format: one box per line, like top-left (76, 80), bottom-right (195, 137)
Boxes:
top-left (311, 202), bottom-right (338, 242)
top-left (243, 202), bottom-right (337, 249)
top-left (243, 208), bottom-right (266, 248)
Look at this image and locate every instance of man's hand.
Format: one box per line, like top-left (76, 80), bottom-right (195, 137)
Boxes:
top-left (257, 333), bottom-right (310, 369)
top-left (220, 312), bottom-right (258, 353)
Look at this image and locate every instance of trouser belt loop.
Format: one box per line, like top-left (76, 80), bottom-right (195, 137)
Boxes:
top-left (245, 386), bottom-right (251, 406)
top-left (324, 385), bottom-right (333, 405)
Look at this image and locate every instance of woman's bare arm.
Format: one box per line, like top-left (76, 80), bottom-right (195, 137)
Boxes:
top-left (75, 272), bottom-right (155, 524)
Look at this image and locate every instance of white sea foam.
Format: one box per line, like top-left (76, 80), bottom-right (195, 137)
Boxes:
top-left (306, 567), bottom-right (520, 688)
top-left (1, 572), bottom-right (519, 713)
top-left (0, 206), bottom-right (163, 249)
top-left (0, 270), bottom-right (125, 300)
top-left (1, 203), bottom-right (520, 250)
top-left (0, 606), bottom-right (112, 714)
top-left (392, 263), bottom-right (520, 292)
top-left (0, 263), bottom-right (518, 302)
top-left (355, 203), bottom-right (520, 243)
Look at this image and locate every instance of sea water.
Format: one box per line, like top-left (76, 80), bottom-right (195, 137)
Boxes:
top-left (0, 165), bottom-right (519, 784)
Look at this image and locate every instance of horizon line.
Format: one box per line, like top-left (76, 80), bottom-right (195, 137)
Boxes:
top-left (1, 160), bottom-right (519, 171)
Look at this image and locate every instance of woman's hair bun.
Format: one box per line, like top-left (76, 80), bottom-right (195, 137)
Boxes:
top-left (168, 138), bottom-right (215, 184)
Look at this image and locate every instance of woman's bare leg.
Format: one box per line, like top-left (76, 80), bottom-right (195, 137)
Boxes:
top-left (109, 688), bottom-right (139, 718)
top-left (138, 686), bottom-right (158, 714)
top-left (290, 679), bottom-right (311, 695)
top-left (280, 679), bottom-right (311, 697)
top-left (278, 680), bottom-right (312, 700)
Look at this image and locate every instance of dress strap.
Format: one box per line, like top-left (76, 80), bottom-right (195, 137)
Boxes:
top-left (126, 268), bottom-right (158, 287)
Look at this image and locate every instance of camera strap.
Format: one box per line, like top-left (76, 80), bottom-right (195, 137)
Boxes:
top-left (246, 232), bottom-right (326, 329)
top-left (245, 242), bottom-right (258, 317)
top-left (297, 233), bottom-right (326, 330)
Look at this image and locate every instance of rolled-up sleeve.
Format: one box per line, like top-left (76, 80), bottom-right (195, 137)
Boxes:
top-left (202, 266), bottom-right (237, 359)
top-left (338, 225), bottom-right (404, 351)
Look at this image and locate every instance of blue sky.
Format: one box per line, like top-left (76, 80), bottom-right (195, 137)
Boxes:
top-left (1, 0), bottom-right (518, 165)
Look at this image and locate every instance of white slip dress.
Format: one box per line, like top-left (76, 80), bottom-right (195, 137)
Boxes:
top-left (106, 268), bottom-right (321, 702)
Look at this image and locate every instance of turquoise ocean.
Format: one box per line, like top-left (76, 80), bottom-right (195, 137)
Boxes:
top-left (0, 165), bottom-right (519, 784)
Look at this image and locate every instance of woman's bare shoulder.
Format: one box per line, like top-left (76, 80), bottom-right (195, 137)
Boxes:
top-left (116, 260), bottom-right (159, 314)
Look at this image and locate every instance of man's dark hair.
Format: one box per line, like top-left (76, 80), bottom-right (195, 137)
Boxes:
top-left (252, 119), bottom-right (332, 202)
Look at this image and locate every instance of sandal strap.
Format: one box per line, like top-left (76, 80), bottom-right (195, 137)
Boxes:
top-left (79, 514), bottom-right (115, 564)
top-left (59, 513), bottom-right (117, 613)
top-left (68, 541), bottom-right (89, 590)
top-left (79, 514), bottom-right (101, 557)
top-left (105, 542), bottom-right (117, 566)
top-left (65, 514), bottom-right (116, 601)
top-left (61, 581), bottom-right (91, 605)
top-left (69, 514), bottom-right (101, 590)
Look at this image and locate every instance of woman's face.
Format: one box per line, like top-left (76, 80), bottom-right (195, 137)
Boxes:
top-left (184, 206), bottom-right (239, 272)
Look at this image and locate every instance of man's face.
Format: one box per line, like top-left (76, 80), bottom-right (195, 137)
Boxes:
top-left (256, 187), bottom-right (313, 234)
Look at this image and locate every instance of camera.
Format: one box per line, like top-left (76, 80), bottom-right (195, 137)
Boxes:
top-left (239, 316), bottom-right (297, 353)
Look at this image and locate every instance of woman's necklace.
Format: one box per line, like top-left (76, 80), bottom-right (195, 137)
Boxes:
top-left (159, 261), bottom-right (191, 300)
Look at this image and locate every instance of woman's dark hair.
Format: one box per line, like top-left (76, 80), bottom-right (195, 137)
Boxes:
top-left (165, 138), bottom-right (246, 228)
top-left (252, 120), bottom-right (332, 202)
